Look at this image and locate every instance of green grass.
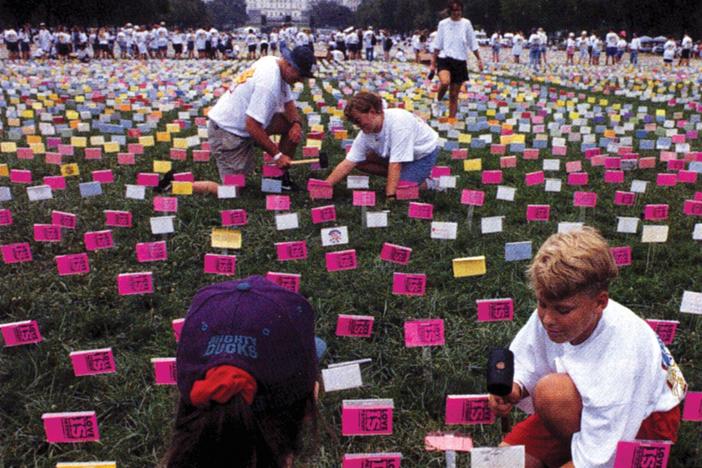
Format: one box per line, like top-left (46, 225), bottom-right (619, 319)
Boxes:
top-left (0, 60), bottom-right (701, 467)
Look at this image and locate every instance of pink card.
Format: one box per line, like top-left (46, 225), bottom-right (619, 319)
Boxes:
top-left (696, 192), bottom-right (702, 202)
top-left (104, 210), bottom-right (132, 228)
top-left (552, 146), bottom-right (567, 156)
top-left (396, 182), bottom-right (419, 200)
top-left (117, 152), bottom-right (135, 165)
top-left (644, 204), bottom-right (669, 221)
top-left (172, 318), bottom-right (185, 342)
top-left (392, 273), bottom-right (426, 296)
top-left (610, 246), bottom-right (632, 267)
top-left (425, 433), bottom-right (474, 452)
top-left (84, 147), bottom-right (102, 160)
top-left (34, 224), bottom-right (62, 242)
top-left (481, 170), bottom-right (503, 185)
top-left (42, 411), bottom-right (100, 443)
top-left (193, 149), bottom-right (210, 162)
top-left (43, 176), bottom-right (66, 190)
top-left (221, 209), bottom-right (248, 226)
top-left (408, 202), bottom-right (433, 220)
top-left (614, 191), bottom-right (636, 206)
top-left (10, 169), bottom-right (32, 184)
top-left (336, 314), bottom-right (375, 337)
top-left (523, 148), bottom-right (540, 160)
top-left (573, 191), bottom-right (597, 208)
top-left (52, 211), bottom-right (77, 229)
top-left (0, 209), bottom-right (12, 226)
top-left (678, 170), bottom-right (698, 184)
top-left (613, 440), bottom-right (671, 468)
top-left (117, 272), bottom-right (154, 295)
top-left (266, 272), bottom-right (301, 292)
top-left (638, 157), bottom-right (656, 169)
top-left (153, 196), bottom-right (178, 213)
top-left (682, 392), bottom-right (702, 421)
top-left (342, 400), bottom-right (394, 436)
top-left (136, 172), bottom-right (159, 186)
top-left (380, 243), bottom-right (412, 265)
top-left (174, 172), bottom-right (194, 183)
top-left (604, 170), bottom-right (625, 184)
top-left (136, 241), bottom-right (168, 262)
top-left (590, 155), bottom-right (606, 167)
top-left (404, 319), bottom-right (444, 347)
top-left (307, 179), bottom-right (333, 199)
top-left (276, 241), bottom-right (308, 261)
top-left (666, 159), bottom-right (684, 171)
top-left (656, 173), bottom-right (677, 187)
top-left (152, 358), bottom-right (177, 385)
top-left (17, 147), bottom-right (34, 160)
top-left (683, 200), bottom-right (702, 217)
top-left (84, 230), bottom-right (114, 251)
top-left (490, 144), bottom-right (506, 155)
top-left (445, 395), bottom-right (495, 424)
top-left (342, 453), bottom-right (402, 468)
top-left (266, 195), bottom-right (291, 211)
top-left (500, 156), bottom-right (517, 168)
top-left (451, 149), bottom-right (468, 159)
top-left (170, 148), bottom-right (187, 160)
top-left (526, 204), bottom-right (550, 222)
top-left (326, 249), bottom-right (357, 272)
top-left (659, 151), bottom-right (676, 162)
top-left (203, 253), bottom-right (237, 275)
top-left (567, 172), bottom-right (589, 186)
top-left (604, 157), bottom-right (621, 169)
top-left (476, 298), bottom-right (514, 321)
top-left (645, 319), bottom-right (679, 345)
top-left (431, 166), bottom-right (451, 178)
top-left (461, 189), bottom-right (485, 206)
top-left (58, 144), bottom-right (74, 156)
top-left (524, 171), bottom-right (545, 186)
top-left (311, 205), bottom-right (337, 224)
top-left (303, 146), bottom-right (320, 157)
top-left (91, 170), bottom-right (114, 184)
top-left (584, 147), bottom-right (600, 159)
top-left (1, 242), bottom-right (33, 264)
top-left (565, 160), bottom-right (582, 173)
top-left (223, 173), bottom-right (246, 187)
top-left (128, 143), bottom-right (144, 155)
top-left (70, 348), bottom-right (116, 376)
top-left (0, 320), bottom-right (42, 346)
top-left (352, 190), bottom-right (376, 207)
top-left (56, 253), bottom-right (90, 276)
top-left (262, 164), bottom-right (284, 178)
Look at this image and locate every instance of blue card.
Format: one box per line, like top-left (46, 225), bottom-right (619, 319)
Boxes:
top-left (505, 241), bottom-right (533, 262)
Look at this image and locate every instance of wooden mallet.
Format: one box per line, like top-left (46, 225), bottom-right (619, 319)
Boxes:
top-left (487, 347), bottom-right (514, 433)
top-left (288, 151), bottom-right (329, 169)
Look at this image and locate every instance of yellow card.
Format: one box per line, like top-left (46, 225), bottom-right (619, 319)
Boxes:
top-left (599, 99), bottom-right (609, 106)
top-left (157, 131), bottom-right (172, 143)
top-left (26, 135), bottom-right (42, 144)
top-left (140, 136), bottom-right (156, 147)
top-left (463, 158), bottom-right (482, 172)
top-left (30, 142), bottom-right (45, 154)
top-left (333, 130), bottom-right (348, 140)
top-left (0, 164), bottom-right (8, 177)
top-left (306, 139), bottom-right (322, 148)
top-left (604, 129), bottom-right (616, 139)
top-left (66, 110), bottom-right (79, 120)
top-left (32, 102), bottom-right (43, 110)
top-left (486, 109), bottom-right (496, 117)
top-left (1, 142), bottom-right (17, 153)
top-left (587, 97), bottom-right (596, 104)
top-left (21, 109), bottom-right (34, 118)
top-left (60, 163), bottom-right (80, 177)
top-left (500, 135), bottom-right (514, 145)
top-left (310, 124), bottom-right (325, 133)
top-left (153, 160), bottom-right (172, 173)
top-left (173, 138), bottom-right (188, 149)
top-left (90, 135), bottom-right (105, 145)
top-left (458, 133), bottom-right (471, 144)
top-left (656, 109), bottom-right (666, 117)
top-left (172, 181), bottom-right (193, 195)
top-left (166, 123), bottom-right (181, 134)
top-left (452, 256), bottom-right (487, 277)
top-left (103, 141), bottom-right (120, 153)
top-left (71, 136), bottom-right (87, 148)
top-left (56, 463), bottom-right (117, 468)
top-left (211, 228), bottom-right (242, 249)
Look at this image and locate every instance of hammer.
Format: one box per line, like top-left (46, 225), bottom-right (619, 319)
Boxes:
top-left (487, 347), bottom-right (514, 433)
top-left (289, 151), bottom-right (329, 168)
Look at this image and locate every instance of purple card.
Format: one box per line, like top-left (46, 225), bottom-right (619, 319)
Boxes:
top-left (42, 411), bottom-right (100, 443)
top-left (221, 209), bottom-right (248, 226)
top-left (311, 205), bottom-right (337, 224)
top-left (265, 272), bottom-right (301, 292)
top-left (336, 314), bottom-right (374, 337)
top-left (84, 230), bottom-right (114, 251)
top-left (326, 250), bottom-right (357, 272)
top-left (275, 241), bottom-right (308, 261)
top-left (70, 348), bottom-right (116, 376)
top-left (152, 358), bottom-right (177, 385)
top-left (476, 298), bottom-right (514, 321)
top-left (56, 253), bottom-right (90, 276)
top-left (404, 319), bottom-right (444, 347)
top-left (392, 272), bottom-right (426, 296)
top-left (445, 395), bottom-right (495, 425)
top-left (203, 253), bottom-right (237, 275)
top-left (0, 320), bottom-right (42, 346)
top-left (136, 241), bottom-right (168, 262)
top-left (380, 243), bottom-right (412, 265)
top-left (117, 272), bottom-right (154, 295)
top-left (1, 242), bottom-right (33, 264)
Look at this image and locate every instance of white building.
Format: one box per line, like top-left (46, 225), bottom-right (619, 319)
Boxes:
top-left (339, 0), bottom-right (362, 11)
top-left (247, 0), bottom-right (311, 23)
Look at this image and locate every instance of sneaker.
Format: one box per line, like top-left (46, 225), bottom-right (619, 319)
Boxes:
top-left (280, 172), bottom-right (299, 192)
top-left (155, 170), bottom-right (175, 193)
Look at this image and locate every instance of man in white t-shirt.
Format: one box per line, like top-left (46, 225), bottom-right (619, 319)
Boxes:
top-left (605, 29), bottom-right (618, 65)
top-left (629, 32), bottom-right (640, 66)
top-left (679, 33), bottom-right (693, 66)
top-left (3, 28), bottom-right (19, 60)
top-left (430, 0), bottom-right (483, 119)
top-left (186, 46), bottom-right (316, 195)
top-left (489, 228), bottom-right (686, 468)
top-left (325, 91), bottom-right (439, 199)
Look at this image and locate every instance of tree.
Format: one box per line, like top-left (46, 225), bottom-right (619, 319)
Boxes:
top-left (310, 1), bottom-right (353, 29)
top-left (205, 0), bottom-right (247, 28)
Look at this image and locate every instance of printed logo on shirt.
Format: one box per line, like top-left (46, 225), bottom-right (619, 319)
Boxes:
top-left (657, 336), bottom-right (687, 401)
top-left (232, 67), bottom-right (255, 89)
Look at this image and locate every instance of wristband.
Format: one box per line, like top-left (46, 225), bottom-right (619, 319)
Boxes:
top-left (273, 152), bottom-right (283, 161)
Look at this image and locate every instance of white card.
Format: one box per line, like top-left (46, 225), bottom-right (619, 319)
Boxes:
top-left (630, 180), bottom-right (648, 193)
top-left (217, 185), bottom-right (237, 199)
top-left (680, 290), bottom-right (702, 315)
top-left (347, 175), bottom-right (370, 189)
top-left (150, 216), bottom-right (175, 234)
top-left (558, 222), bottom-right (584, 233)
top-left (0, 186), bottom-right (11, 201)
top-left (496, 186), bottom-right (516, 201)
top-left (321, 364), bottom-right (363, 392)
top-left (641, 225), bottom-right (669, 243)
top-left (438, 175), bottom-right (457, 189)
top-left (431, 221), bottom-right (458, 239)
top-left (693, 223), bottom-right (702, 241)
top-left (617, 217), bottom-right (639, 234)
top-left (544, 178), bottom-right (562, 192)
top-left (321, 226), bottom-right (349, 246)
top-left (481, 216), bottom-right (503, 234)
top-left (543, 159), bottom-right (561, 171)
top-left (275, 212), bottom-right (299, 230)
top-left (125, 184), bottom-right (146, 200)
top-left (471, 446), bottom-right (525, 468)
top-left (27, 185), bottom-right (52, 201)
top-left (366, 211), bottom-right (388, 228)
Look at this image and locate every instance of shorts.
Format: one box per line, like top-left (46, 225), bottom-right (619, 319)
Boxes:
top-left (681, 49), bottom-right (691, 59)
top-left (271, 42), bottom-right (277, 50)
top-left (20, 41), bottom-right (30, 52)
top-left (664, 58), bottom-right (673, 63)
top-left (260, 43), bottom-right (268, 52)
top-left (248, 44), bottom-right (256, 53)
top-left (504, 405), bottom-right (681, 468)
top-left (208, 120), bottom-right (255, 180)
top-left (187, 41), bottom-right (194, 51)
top-left (348, 43), bottom-right (358, 53)
top-left (57, 43), bottom-right (70, 56)
top-left (173, 44), bottom-right (183, 54)
top-left (606, 46), bottom-right (617, 56)
top-left (6, 42), bottom-right (19, 53)
top-left (399, 147), bottom-right (439, 183)
top-left (437, 57), bottom-right (468, 84)
top-left (159, 45), bottom-right (167, 52)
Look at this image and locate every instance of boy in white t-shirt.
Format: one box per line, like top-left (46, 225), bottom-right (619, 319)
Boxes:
top-left (325, 91), bottom-right (439, 199)
top-left (489, 228), bottom-right (686, 468)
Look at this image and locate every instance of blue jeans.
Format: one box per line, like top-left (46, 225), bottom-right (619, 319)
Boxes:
top-left (365, 47), bottom-right (374, 61)
top-left (630, 50), bottom-right (638, 65)
top-left (399, 147), bottom-right (439, 183)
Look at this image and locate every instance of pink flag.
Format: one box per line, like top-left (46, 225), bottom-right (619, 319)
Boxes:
top-left (70, 348), bottom-right (116, 376)
top-left (42, 411), bottom-right (100, 443)
top-left (336, 314), bottom-right (374, 337)
top-left (276, 241), bottom-right (308, 261)
top-left (56, 253), bottom-right (90, 276)
top-left (34, 224), bottom-right (62, 242)
top-left (0, 320), bottom-right (42, 346)
top-left (326, 250), bottom-right (357, 272)
top-left (461, 189), bottom-right (485, 206)
top-left (645, 319), bottom-right (679, 345)
top-left (265, 272), bottom-right (301, 292)
top-left (117, 272), bottom-right (154, 295)
top-left (1, 242), bottom-right (33, 264)
top-left (408, 202), bottom-right (433, 220)
top-left (573, 191), bottom-right (597, 208)
top-left (445, 395), bottom-right (495, 424)
top-left (476, 298), bottom-right (514, 321)
top-left (682, 392), bottom-right (702, 421)
top-left (203, 253), bottom-right (237, 275)
top-left (152, 358), bottom-right (177, 385)
top-left (526, 204), bottom-right (550, 222)
top-left (392, 273), bottom-right (426, 296)
top-left (221, 209), bottom-right (248, 226)
top-left (311, 205), bottom-right (337, 224)
top-left (342, 401), bottom-right (393, 436)
top-left (105, 210), bottom-right (132, 228)
top-left (404, 319), bottom-right (444, 347)
top-left (352, 190), bottom-right (376, 207)
top-left (610, 246), bottom-right (632, 267)
top-left (380, 243), bottom-right (412, 265)
top-left (136, 241), bottom-right (168, 262)
top-left (84, 230), bottom-right (114, 251)
top-left (52, 210), bottom-right (77, 229)
top-left (613, 440), bottom-right (670, 468)
top-left (481, 170), bottom-right (503, 185)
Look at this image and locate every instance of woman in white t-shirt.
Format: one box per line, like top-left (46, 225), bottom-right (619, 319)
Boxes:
top-left (511, 32), bottom-right (524, 63)
top-left (325, 92), bottom-right (439, 199)
top-left (663, 37), bottom-right (676, 68)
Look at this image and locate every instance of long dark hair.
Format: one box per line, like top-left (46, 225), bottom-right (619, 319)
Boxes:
top-left (162, 392), bottom-right (317, 468)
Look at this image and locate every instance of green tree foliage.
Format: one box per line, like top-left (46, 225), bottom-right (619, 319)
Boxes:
top-left (310, 1), bottom-right (354, 29)
top-left (205, 0), bottom-right (248, 28)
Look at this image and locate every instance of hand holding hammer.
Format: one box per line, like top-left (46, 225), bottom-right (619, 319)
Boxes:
top-left (487, 347), bottom-right (524, 433)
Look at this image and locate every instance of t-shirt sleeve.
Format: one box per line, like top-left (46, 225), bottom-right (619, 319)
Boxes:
top-left (433, 24), bottom-right (443, 52)
top-left (245, 83), bottom-right (277, 127)
top-left (346, 134), bottom-right (369, 163)
top-left (510, 311), bottom-right (551, 400)
top-left (465, 21), bottom-right (478, 52)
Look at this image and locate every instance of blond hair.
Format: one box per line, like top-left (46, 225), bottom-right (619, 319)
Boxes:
top-left (528, 227), bottom-right (618, 300)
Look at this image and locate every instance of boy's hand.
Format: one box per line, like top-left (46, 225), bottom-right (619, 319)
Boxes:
top-left (488, 382), bottom-right (523, 417)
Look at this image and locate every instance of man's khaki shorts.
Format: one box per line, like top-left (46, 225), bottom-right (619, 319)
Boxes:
top-left (208, 121), bottom-right (255, 181)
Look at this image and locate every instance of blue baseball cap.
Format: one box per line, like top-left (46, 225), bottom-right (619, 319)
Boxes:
top-left (281, 45), bottom-right (317, 78)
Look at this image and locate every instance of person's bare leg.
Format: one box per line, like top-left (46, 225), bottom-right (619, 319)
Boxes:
top-left (437, 70), bottom-right (450, 101)
top-left (448, 83), bottom-right (462, 119)
top-left (356, 152), bottom-right (389, 176)
top-left (533, 373), bottom-right (582, 441)
top-left (192, 181), bottom-right (219, 194)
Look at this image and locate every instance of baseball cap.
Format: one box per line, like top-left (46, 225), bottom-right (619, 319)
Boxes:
top-left (177, 276), bottom-right (319, 412)
top-left (281, 45), bottom-right (316, 78)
